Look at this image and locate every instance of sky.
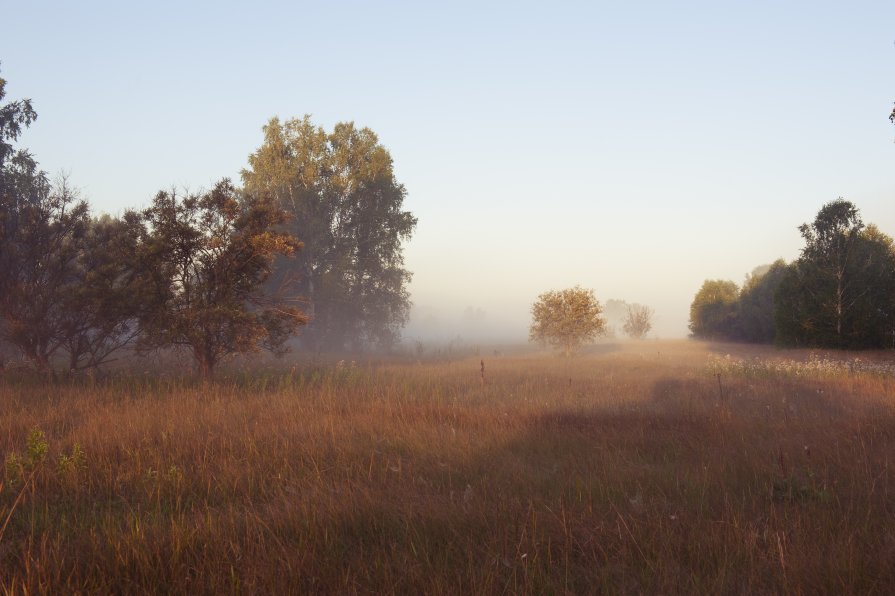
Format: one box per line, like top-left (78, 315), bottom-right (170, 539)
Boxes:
top-left (2, 0), bottom-right (894, 341)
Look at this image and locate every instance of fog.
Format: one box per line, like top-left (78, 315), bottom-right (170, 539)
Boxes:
top-left (5, 2), bottom-right (895, 352)
top-left (402, 294), bottom-right (689, 347)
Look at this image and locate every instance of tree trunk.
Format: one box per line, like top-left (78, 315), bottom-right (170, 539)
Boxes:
top-left (836, 272), bottom-right (844, 344)
top-left (24, 346), bottom-right (51, 375)
top-left (195, 349), bottom-right (215, 382)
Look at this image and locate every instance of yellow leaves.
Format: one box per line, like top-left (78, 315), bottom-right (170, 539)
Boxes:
top-left (248, 231), bottom-right (296, 257)
top-left (529, 286), bottom-right (606, 355)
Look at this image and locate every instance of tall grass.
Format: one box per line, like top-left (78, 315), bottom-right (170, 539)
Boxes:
top-left (0, 340), bottom-right (893, 593)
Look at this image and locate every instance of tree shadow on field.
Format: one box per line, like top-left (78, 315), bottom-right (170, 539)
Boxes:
top-left (416, 372), bottom-right (872, 592)
top-left (649, 377), bottom-right (706, 409)
top-left (426, 395), bottom-right (720, 593)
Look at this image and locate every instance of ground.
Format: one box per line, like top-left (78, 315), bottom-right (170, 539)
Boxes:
top-left (0, 340), bottom-right (893, 593)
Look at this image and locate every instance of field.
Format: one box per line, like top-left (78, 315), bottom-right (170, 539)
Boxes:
top-left (1, 340), bottom-right (894, 594)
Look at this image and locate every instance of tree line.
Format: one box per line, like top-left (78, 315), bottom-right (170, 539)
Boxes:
top-left (0, 68), bottom-right (416, 378)
top-left (690, 199), bottom-right (895, 349)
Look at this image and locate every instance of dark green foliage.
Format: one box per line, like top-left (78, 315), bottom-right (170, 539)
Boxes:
top-left (0, 176), bottom-right (91, 371)
top-left (693, 200), bottom-right (895, 349)
top-left (0, 66), bottom-right (43, 313)
top-left (0, 67), bottom-right (36, 174)
top-left (60, 214), bottom-right (146, 370)
top-left (688, 280), bottom-right (739, 339)
top-left (734, 261), bottom-right (787, 343)
top-left (0, 71), bottom-right (143, 372)
top-left (775, 201), bottom-right (895, 349)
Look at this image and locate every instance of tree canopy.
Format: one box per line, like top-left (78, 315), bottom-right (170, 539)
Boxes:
top-left (242, 116), bottom-right (417, 351)
top-left (622, 304), bottom-right (654, 340)
top-left (0, 66), bottom-right (42, 309)
top-left (690, 200), bottom-right (895, 349)
top-left (776, 204), bottom-right (895, 349)
top-left (135, 180), bottom-right (308, 380)
top-left (529, 286), bottom-right (606, 356)
top-left (730, 260), bottom-right (788, 344)
top-left (688, 280), bottom-right (739, 339)
top-left (0, 177), bottom-right (89, 371)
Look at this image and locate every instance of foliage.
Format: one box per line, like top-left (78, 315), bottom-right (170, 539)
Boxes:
top-left (733, 260), bottom-right (788, 343)
top-left (4, 428), bottom-right (48, 487)
top-left (0, 67), bottom-right (42, 363)
top-left (0, 72), bottom-right (142, 373)
top-left (688, 280), bottom-right (739, 339)
top-left (603, 298), bottom-right (647, 338)
top-left (59, 213), bottom-right (147, 370)
top-left (622, 304), bottom-right (654, 339)
top-left (56, 443), bottom-right (86, 476)
top-left (0, 176), bottom-right (90, 371)
top-left (775, 201), bottom-right (895, 348)
top-left (135, 179), bottom-right (308, 380)
top-left (691, 201), bottom-right (895, 349)
top-left (242, 116), bottom-right (417, 350)
top-left (529, 286), bottom-right (606, 355)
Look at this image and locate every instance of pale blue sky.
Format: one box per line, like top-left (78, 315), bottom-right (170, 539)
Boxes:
top-left (3, 1), bottom-right (894, 339)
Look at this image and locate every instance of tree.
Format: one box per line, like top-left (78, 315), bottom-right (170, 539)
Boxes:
top-left (0, 65), bottom-right (37, 192)
top-left (688, 280), bottom-right (738, 339)
top-left (242, 116), bottom-right (417, 350)
top-left (849, 225), bottom-right (895, 347)
top-left (776, 214), bottom-right (895, 349)
top-left (622, 304), bottom-right (654, 339)
top-left (798, 199), bottom-right (863, 342)
top-left (59, 213), bottom-right (146, 371)
top-left (601, 299), bottom-right (629, 338)
top-left (529, 286), bottom-right (606, 356)
top-left (0, 175), bottom-right (90, 372)
top-left (136, 179), bottom-right (308, 380)
top-left (733, 260), bottom-right (787, 343)
top-left (0, 66), bottom-right (42, 365)
top-left (0, 72), bottom-right (143, 373)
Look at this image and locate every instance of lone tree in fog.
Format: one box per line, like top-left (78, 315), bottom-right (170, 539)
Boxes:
top-left (622, 304), bottom-right (654, 340)
top-left (135, 180), bottom-right (309, 380)
top-left (529, 286), bottom-right (606, 356)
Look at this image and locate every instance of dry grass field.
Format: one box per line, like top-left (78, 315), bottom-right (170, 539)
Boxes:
top-left (1, 340), bottom-right (894, 594)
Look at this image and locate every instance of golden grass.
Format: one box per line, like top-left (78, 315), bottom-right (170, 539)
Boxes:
top-left (1, 340), bottom-right (894, 593)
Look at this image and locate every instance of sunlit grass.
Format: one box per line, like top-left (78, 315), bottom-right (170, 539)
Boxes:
top-left (0, 340), bottom-right (893, 593)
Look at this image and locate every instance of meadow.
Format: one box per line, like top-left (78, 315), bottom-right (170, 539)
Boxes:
top-left (0, 340), bottom-right (894, 594)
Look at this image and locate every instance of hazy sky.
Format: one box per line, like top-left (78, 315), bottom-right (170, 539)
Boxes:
top-left (3, 1), bottom-right (894, 340)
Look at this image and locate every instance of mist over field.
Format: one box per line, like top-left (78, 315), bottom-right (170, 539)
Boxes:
top-left (5, 3), bottom-right (894, 352)
top-left (4, 1), bottom-right (895, 592)
top-left (404, 294), bottom-right (684, 345)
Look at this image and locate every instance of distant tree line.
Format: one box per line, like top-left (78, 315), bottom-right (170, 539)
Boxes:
top-left (690, 199), bottom-right (895, 349)
top-left (0, 68), bottom-right (415, 378)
